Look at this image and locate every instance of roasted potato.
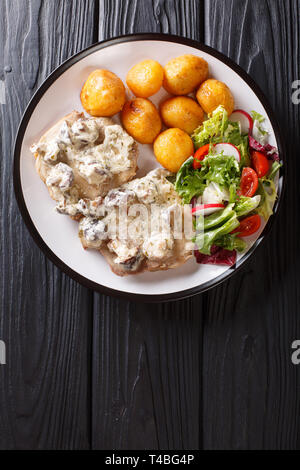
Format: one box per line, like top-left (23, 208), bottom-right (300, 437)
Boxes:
top-left (160, 96), bottom-right (204, 134)
top-left (163, 54), bottom-right (208, 95)
top-left (121, 98), bottom-right (162, 144)
top-left (196, 79), bottom-right (234, 115)
top-left (80, 69), bottom-right (126, 116)
top-left (126, 59), bottom-right (164, 98)
top-left (154, 128), bottom-right (194, 173)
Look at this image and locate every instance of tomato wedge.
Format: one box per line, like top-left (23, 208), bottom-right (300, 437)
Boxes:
top-left (240, 167), bottom-right (258, 197)
top-left (251, 151), bottom-right (270, 178)
top-left (193, 144), bottom-right (210, 169)
top-left (232, 215), bottom-right (261, 237)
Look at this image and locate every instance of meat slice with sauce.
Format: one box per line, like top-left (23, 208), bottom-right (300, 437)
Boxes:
top-left (30, 111), bottom-right (138, 218)
top-left (76, 169), bottom-right (193, 276)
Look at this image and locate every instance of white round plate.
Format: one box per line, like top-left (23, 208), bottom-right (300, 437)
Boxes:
top-left (14, 34), bottom-right (284, 302)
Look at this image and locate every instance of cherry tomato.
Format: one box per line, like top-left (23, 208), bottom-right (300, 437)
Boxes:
top-left (239, 167), bottom-right (258, 197)
top-left (232, 214), bottom-right (261, 237)
top-left (193, 144), bottom-right (210, 169)
top-left (251, 151), bottom-right (270, 178)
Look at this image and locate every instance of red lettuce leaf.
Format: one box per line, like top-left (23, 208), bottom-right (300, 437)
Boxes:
top-left (194, 245), bottom-right (237, 266)
top-left (248, 135), bottom-right (279, 162)
top-left (264, 143), bottom-right (280, 162)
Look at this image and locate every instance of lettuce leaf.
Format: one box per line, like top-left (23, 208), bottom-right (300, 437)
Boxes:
top-left (201, 203), bottom-right (235, 230)
top-left (215, 234), bottom-right (247, 252)
top-left (251, 110), bottom-right (269, 141)
top-left (251, 111), bottom-right (265, 123)
top-left (268, 161), bottom-right (282, 180)
top-left (192, 106), bottom-right (228, 148)
top-left (256, 179), bottom-right (277, 221)
top-left (174, 156), bottom-right (206, 204)
top-left (201, 154), bottom-right (240, 184)
top-left (256, 160), bottom-right (281, 221)
top-left (192, 106), bottom-right (250, 166)
top-left (201, 155), bottom-right (241, 203)
top-left (195, 213), bottom-right (240, 255)
top-left (234, 195), bottom-right (261, 217)
top-left (175, 152), bottom-right (241, 204)
top-left (236, 134), bottom-right (251, 167)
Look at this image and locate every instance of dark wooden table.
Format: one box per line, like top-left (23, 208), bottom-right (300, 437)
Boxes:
top-left (0, 0), bottom-right (299, 450)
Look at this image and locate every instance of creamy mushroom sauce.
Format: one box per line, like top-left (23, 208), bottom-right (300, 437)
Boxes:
top-left (30, 114), bottom-right (137, 212)
top-left (77, 169), bottom-right (193, 272)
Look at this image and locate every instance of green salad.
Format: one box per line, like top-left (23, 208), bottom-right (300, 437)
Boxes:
top-left (174, 106), bottom-right (281, 261)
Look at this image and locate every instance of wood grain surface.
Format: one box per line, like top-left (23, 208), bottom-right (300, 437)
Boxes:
top-left (0, 0), bottom-right (95, 450)
top-left (0, 0), bottom-right (299, 450)
top-left (203, 0), bottom-right (300, 450)
top-left (92, 0), bottom-right (205, 451)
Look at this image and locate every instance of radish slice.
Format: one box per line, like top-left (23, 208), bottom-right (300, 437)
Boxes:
top-left (230, 109), bottom-right (253, 134)
top-left (213, 143), bottom-right (241, 162)
top-left (192, 203), bottom-right (225, 216)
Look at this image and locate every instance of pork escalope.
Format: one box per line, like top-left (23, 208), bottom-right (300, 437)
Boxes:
top-left (30, 111), bottom-right (138, 218)
top-left (75, 169), bottom-right (193, 276)
top-left (31, 114), bottom-right (193, 276)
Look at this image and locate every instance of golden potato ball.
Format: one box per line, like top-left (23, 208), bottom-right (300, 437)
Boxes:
top-left (160, 96), bottom-right (204, 135)
top-left (196, 79), bottom-right (234, 115)
top-left (80, 69), bottom-right (126, 116)
top-left (154, 128), bottom-right (194, 173)
top-left (163, 54), bottom-right (208, 95)
top-left (126, 59), bottom-right (164, 98)
top-left (121, 98), bottom-right (162, 144)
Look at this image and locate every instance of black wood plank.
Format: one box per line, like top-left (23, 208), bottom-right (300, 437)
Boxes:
top-left (0, 0), bottom-right (96, 449)
top-left (92, 296), bottom-right (203, 449)
top-left (98, 0), bottom-right (204, 39)
top-left (203, 0), bottom-right (300, 449)
top-left (92, 0), bottom-right (205, 450)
